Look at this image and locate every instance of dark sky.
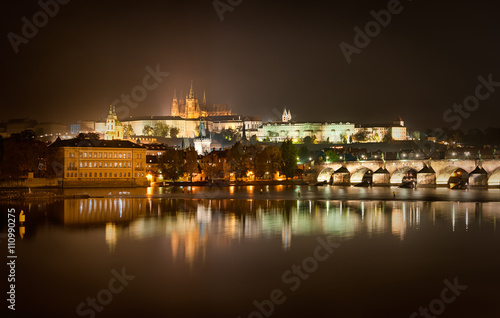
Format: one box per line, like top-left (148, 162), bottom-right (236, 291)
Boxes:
top-left (2, 0), bottom-right (500, 130)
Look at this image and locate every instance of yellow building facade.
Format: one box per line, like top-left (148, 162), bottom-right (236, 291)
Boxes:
top-left (49, 137), bottom-right (148, 187)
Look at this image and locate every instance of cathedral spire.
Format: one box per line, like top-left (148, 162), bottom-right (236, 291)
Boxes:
top-left (173, 89), bottom-right (177, 100)
top-left (188, 80), bottom-right (195, 99)
top-left (203, 89), bottom-right (206, 105)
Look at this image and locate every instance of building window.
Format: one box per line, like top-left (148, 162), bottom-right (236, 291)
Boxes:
top-left (119, 172), bottom-right (122, 177)
top-left (84, 153), bottom-right (87, 158)
top-left (99, 162), bottom-right (102, 168)
top-left (119, 162), bottom-right (122, 168)
top-left (114, 173), bottom-right (117, 177)
top-left (114, 162), bottom-right (118, 168)
top-left (119, 153), bottom-right (122, 159)
top-left (84, 162), bottom-right (87, 167)
top-left (141, 173), bottom-right (144, 177)
top-left (104, 153), bottom-right (107, 158)
top-left (104, 172), bottom-right (107, 177)
top-left (114, 153), bottom-right (117, 158)
top-left (80, 173), bottom-right (82, 178)
top-left (128, 162), bottom-right (130, 168)
top-left (99, 152), bottom-right (102, 158)
top-left (99, 172), bottom-right (102, 177)
top-left (66, 173), bottom-right (69, 177)
top-left (94, 172), bottom-right (97, 177)
top-left (84, 173), bottom-right (87, 178)
top-left (128, 172), bottom-right (130, 177)
top-left (89, 162), bottom-right (92, 168)
top-left (128, 153), bottom-right (131, 159)
top-left (104, 162), bottom-right (107, 168)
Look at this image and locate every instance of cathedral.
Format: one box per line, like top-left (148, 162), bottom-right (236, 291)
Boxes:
top-left (171, 81), bottom-right (232, 119)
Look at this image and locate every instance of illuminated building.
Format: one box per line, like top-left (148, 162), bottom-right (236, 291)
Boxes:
top-left (48, 136), bottom-right (148, 187)
top-left (104, 105), bottom-right (123, 140)
top-left (194, 120), bottom-right (212, 155)
top-left (171, 81), bottom-right (232, 119)
top-left (355, 117), bottom-right (407, 142)
top-left (253, 121), bottom-right (356, 143)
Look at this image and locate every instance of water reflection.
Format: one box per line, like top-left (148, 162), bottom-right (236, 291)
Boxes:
top-left (14, 198), bottom-right (499, 265)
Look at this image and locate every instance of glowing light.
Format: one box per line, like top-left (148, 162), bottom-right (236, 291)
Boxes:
top-left (146, 174), bottom-right (153, 181)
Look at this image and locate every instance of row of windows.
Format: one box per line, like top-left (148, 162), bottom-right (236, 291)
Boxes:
top-left (68, 152), bottom-right (143, 159)
top-left (74, 161), bottom-right (138, 168)
top-left (66, 172), bottom-right (145, 178)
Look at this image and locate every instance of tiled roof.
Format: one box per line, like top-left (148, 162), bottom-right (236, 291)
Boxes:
top-left (48, 137), bottom-right (145, 148)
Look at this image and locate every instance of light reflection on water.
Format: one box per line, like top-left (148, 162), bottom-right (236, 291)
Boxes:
top-left (14, 198), bottom-right (499, 267)
top-left (4, 192), bottom-right (500, 318)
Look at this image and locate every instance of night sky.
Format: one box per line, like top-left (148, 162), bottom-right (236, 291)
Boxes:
top-left (2, 0), bottom-right (500, 130)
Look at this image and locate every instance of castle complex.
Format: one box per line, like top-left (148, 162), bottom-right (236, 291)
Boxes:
top-left (171, 81), bottom-right (231, 118)
top-left (86, 81), bottom-right (408, 144)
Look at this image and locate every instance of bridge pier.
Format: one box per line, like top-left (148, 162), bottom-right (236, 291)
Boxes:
top-left (417, 165), bottom-right (436, 187)
top-left (469, 166), bottom-right (488, 187)
top-left (333, 166), bottom-right (350, 185)
top-left (373, 167), bottom-right (390, 186)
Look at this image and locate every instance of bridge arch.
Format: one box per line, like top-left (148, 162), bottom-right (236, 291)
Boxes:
top-left (488, 168), bottom-right (500, 186)
top-left (390, 167), bottom-right (418, 185)
top-left (436, 167), bottom-right (469, 186)
top-left (317, 167), bottom-right (334, 183)
top-left (350, 167), bottom-right (373, 185)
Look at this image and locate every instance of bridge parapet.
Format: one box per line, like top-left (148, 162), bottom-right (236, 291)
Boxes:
top-left (317, 159), bottom-right (500, 187)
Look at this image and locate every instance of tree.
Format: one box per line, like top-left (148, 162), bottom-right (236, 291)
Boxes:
top-left (158, 147), bottom-right (185, 181)
top-left (0, 130), bottom-right (55, 179)
top-left (123, 124), bottom-right (134, 138)
top-left (297, 145), bottom-right (309, 162)
top-left (154, 122), bottom-right (169, 137)
top-left (184, 147), bottom-right (199, 181)
top-left (143, 125), bottom-right (154, 136)
top-left (169, 127), bottom-right (179, 138)
top-left (213, 128), bottom-right (240, 143)
top-left (324, 149), bottom-right (339, 162)
top-left (280, 139), bottom-right (297, 179)
top-left (303, 136), bottom-right (314, 144)
top-left (354, 129), bottom-right (368, 142)
top-left (249, 135), bottom-right (258, 145)
top-left (255, 145), bottom-right (282, 179)
top-left (383, 128), bottom-right (393, 142)
top-left (255, 146), bottom-right (270, 179)
top-left (227, 142), bottom-right (247, 179)
top-left (203, 151), bottom-right (223, 180)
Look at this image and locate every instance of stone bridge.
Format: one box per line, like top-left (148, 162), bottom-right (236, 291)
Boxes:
top-left (316, 159), bottom-right (500, 187)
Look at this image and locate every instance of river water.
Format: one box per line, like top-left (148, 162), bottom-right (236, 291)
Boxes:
top-left (2, 185), bottom-right (500, 317)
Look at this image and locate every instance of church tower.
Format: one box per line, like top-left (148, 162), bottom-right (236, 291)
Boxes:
top-left (171, 89), bottom-right (179, 116)
top-left (282, 108), bottom-right (291, 122)
top-left (105, 105), bottom-right (123, 140)
top-left (194, 119), bottom-right (212, 155)
top-left (185, 80), bottom-right (200, 119)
